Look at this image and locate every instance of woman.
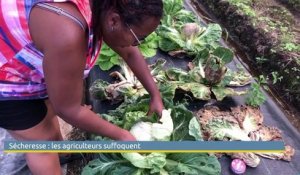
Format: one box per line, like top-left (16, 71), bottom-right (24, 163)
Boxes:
top-left (0, 0), bottom-right (164, 174)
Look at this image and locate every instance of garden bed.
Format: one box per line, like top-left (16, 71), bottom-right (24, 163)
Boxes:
top-left (82, 51), bottom-right (300, 175)
top-left (68, 0), bottom-right (300, 174)
top-left (192, 0), bottom-right (300, 119)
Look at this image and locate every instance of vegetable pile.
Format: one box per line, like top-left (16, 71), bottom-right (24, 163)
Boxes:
top-left (83, 96), bottom-right (221, 175)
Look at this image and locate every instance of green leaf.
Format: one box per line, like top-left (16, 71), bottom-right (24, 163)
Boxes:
top-left (189, 117), bottom-right (203, 141)
top-left (97, 54), bottom-right (110, 62)
top-left (101, 114), bottom-right (123, 126)
top-left (194, 49), bottom-right (210, 64)
top-left (82, 154), bottom-right (138, 175)
top-left (162, 0), bottom-right (197, 28)
top-left (89, 79), bottom-right (110, 100)
top-left (158, 38), bottom-right (181, 52)
top-left (198, 24), bottom-right (222, 45)
top-left (99, 44), bottom-right (116, 57)
top-left (170, 105), bottom-right (196, 141)
top-left (121, 153), bottom-right (166, 173)
top-left (96, 43), bottom-right (121, 71)
top-left (166, 68), bottom-right (189, 81)
top-left (245, 83), bottom-right (266, 107)
top-left (165, 153), bottom-right (221, 175)
top-left (136, 32), bottom-right (159, 58)
top-left (159, 83), bottom-right (178, 101)
top-left (98, 60), bottom-right (114, 71)
top-left (157, 25), bottom-right (185, 47)
top-left (212, 47), bottom-right (234, 64)
top-left (123, 111), bottom-right (147, 130)
top-left (150, 59), bottom-right (167, 76)
top-left (175, 10), bottom-right (197, 24)
top-left (163, 0), bottom-right (183, 15)
top-left (143, 32), bottom-right (159, 48)
top-left (139, 45), bottom-right (157, 58)
top-left (188, 68), bottom-right (205, 83)
top-left (143, 41), bottom-right (158, 49)
top-left (178, 83), bottom-right (211, 100)
top-left (110, 55), bottom-right (121, 64)
top-left (161, 15), bottom-right (174, 27)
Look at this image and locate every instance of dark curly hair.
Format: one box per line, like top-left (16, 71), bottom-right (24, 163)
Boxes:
top-left (91, 0), bottom-right (163, 52)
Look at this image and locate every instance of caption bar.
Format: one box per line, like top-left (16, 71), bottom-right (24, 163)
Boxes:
top-left (4, 141), bottom-right (284, 153)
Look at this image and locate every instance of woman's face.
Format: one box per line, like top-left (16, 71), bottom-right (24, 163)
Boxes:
top-left (102, 13), bottom-right (160, 48)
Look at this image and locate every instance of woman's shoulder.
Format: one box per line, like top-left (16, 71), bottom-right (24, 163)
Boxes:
top-left (45, 2), bottom-right (89, 30)
top-left (29, 3), bottom-right (88, 54)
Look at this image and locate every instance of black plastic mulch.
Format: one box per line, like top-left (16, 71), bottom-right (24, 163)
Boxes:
top-left (86, 50), bottom-right (300, 175)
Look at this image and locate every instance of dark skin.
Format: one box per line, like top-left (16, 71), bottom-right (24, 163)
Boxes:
top-left (28, 3), bottom-right (163, 141)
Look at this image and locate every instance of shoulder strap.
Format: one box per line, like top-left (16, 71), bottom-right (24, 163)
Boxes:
top-left (35, 3), bottom-right (86, 31)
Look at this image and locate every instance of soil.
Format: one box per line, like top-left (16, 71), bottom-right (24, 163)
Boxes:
top-left (190, 0), bottom-right (300, 130)
top-left (65, 127), bottom-right (93, 175)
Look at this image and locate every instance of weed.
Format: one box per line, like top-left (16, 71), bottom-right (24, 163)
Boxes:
top-left (270, 71), bottom-right (283, 84)
top-left (255, 56), bottom-right (268, 64)
top-left (245, 75), bottom-right (267, 107)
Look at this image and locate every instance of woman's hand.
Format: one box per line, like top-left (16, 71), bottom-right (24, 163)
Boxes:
top-left (147, 94), bottom-right (164, 117)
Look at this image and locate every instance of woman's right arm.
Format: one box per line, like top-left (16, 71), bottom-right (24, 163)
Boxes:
top-left (29, 3), bottom-right (135, 141)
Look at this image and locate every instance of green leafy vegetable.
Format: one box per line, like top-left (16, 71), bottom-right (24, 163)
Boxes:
top-left (89, 79), bottom-right (110, 100)
top-left (123, 111), bottom-right (147, 130)
top-left (84, 95), bottom-right (220, 175)
top-left (138, 32), bottom-right (159, 58)
top-left (121, 153), bottom-right (166, 173)
top-left (82, 154), bottom-right (139, 175)
top-left (165, 153), bottom-right (221, 175)
top-left (96, 33), bottom-right (159, 71)
top-left (157, 23), bottom-right (222, 57)
top-left (212, 47), bottom-right (234, 64)
top-left (96, 44), bottom-right (121, 71)
top-left (245, 82), bottom-right (266, 107)
top-left (162, 0), bottom-right (196, 28)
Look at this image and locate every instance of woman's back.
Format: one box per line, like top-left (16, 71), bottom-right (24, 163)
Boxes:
top-left (0, 0), bottom-right (98, 100)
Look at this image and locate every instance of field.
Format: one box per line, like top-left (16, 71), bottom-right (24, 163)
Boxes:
top-left (66, 0), bottom-right (300, 174)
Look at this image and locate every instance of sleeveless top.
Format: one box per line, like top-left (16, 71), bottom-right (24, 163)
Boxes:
top-left (0, 0), bottom-right (101, 100)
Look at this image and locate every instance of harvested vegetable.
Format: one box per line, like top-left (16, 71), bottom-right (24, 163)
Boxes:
top-left (229, 153), bottom-right (260, 167)
top-left (231, 159), bottom-right (246, 174)
top-left (130, 109), bottom-right (173, 141)
top-left (83, 97), bottom-right (221, 175)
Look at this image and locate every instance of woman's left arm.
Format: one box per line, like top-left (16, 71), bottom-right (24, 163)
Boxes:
top-left (112, 46), bottom-right (164, 116)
